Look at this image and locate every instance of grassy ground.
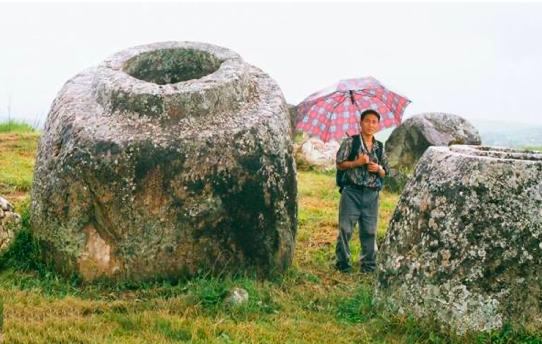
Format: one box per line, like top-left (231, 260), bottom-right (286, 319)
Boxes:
top-left (0, 128), bottom-right (540, 343)
top-left (0, 121), bottom-right (37, 134)
top-left (522, 146), bottom-right (542, 152)
top-left (0, 122), bottom-right (39, 210)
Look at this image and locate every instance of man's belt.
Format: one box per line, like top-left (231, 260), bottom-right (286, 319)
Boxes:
top-left (345, 183), bottom-right (378, 192)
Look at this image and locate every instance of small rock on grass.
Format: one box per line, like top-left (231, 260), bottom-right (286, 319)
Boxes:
top-left (225, 287), bottom-right (249, 306)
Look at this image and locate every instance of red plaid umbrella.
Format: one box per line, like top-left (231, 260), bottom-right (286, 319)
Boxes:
top-left (296, 76), bottom-right (412, 142)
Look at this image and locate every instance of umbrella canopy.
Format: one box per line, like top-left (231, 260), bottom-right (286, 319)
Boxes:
top-left (296, 76), bottom-right (411, 142)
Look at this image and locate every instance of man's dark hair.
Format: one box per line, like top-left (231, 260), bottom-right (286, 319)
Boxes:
top-left (360, 109), bottom-right (381, 121)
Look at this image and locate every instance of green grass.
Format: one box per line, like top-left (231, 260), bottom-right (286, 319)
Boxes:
top-left (521, 146), bottom-right (542, 152)
top-left (294, 131), bottom-right (304, 144)
top-left (0, 128), bottom-right (540, 343)
top-left (0, 120), bottom-right (37, 134)
top-left (0, 131), bottom-right (39, 209)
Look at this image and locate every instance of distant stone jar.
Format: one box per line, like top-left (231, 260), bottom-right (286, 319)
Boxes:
top-left (384, 113), bottom-right (481, 192)
top-left (294, 137), bottom-right (340, 172)
top-left (31, 42), bottom-right (297, 282)
top-left (376, 145), bottom-right (542, 334)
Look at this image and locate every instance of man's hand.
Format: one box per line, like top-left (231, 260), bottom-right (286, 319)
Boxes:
top-left (368, 162), bottom-right (386, 177)
top-left (352, 154), bottom-right (370, 167)
top-left (367, 162), bottom-right (380, 173)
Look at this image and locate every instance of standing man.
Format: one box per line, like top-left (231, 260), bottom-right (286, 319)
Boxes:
top-left (335, 109), bottom-right (389, 273)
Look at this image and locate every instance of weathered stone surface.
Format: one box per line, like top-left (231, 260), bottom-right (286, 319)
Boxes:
top-left (376, 145), bottom-right (542, 334)
top-left (30, 41), bottom-right (297, 282)
top-left (287, 104), bottom-right (298, 140)
top-left (0, 196), bottom-right (21, 255)
top-left (294, 136), bottom-right (340, 171)
top-left (385, 113), bottom-right (481, 192)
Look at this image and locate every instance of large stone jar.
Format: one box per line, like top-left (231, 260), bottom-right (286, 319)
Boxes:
top-left (31, 42), bottom-right (297, 282)
top-left (376, 145), bottom-right (542, 334)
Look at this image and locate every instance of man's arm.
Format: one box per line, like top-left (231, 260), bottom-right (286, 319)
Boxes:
top-left (376, 164), bottom-right (386, 178)
top-left (367, 142), bottom-right (388, 177)
top-left (337, 155), bottom-right (370, 170)
top-left (336, 137), bottom-right (352, 170)
top-left (337, 160), bottom-right (354, 171)
top-left (367, 161), bottom-right (385, 176)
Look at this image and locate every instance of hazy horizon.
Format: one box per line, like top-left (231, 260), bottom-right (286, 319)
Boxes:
top-left (1, 2), bottom-right (542, 128)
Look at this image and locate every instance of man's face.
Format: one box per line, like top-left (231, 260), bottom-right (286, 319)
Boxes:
top-left (360, 114), bottom-right (380, 135)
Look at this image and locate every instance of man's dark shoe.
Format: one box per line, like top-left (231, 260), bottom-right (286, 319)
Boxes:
top-left (335, 262), bottom-right (352, 273)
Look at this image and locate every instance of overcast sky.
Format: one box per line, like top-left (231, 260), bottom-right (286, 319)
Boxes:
top-left (1, 2), bottom-right (542, 128)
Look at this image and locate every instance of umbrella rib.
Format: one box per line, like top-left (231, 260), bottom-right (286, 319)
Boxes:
top-left (296, 90), bottom-right (342, 131)
top-left (362, 89), bottom-right (411, 109)
top-left (358, 89), bottom-right (411, 125)
top-left (350, 90), bottom-right (367, 133)
top-left (300, 90), bottom-right (342, 109)
top-left (298, 93), bottom-right (348, 141)
top-left (323, 93), bottom-right (347, 141)
top-left (357, 89), bottom-right (391, 113)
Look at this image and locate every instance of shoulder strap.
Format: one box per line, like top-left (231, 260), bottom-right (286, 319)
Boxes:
top-left (347, 135), bottom-right (361, 161)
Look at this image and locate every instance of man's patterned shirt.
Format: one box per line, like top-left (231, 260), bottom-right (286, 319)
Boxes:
top-left (336, 135), bottom-right (390, 188)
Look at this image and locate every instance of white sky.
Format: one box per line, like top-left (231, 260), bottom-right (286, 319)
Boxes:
top-left (1, 2), bottom-right (542, 127)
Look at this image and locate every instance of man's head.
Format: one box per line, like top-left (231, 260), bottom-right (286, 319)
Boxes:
top-left (359, 110), bottom-right (380, 135)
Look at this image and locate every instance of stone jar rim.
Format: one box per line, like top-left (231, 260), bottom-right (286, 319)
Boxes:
top-left (440, 145), bottom-right (542, 162)
top-left (90, 41), bottom-right (251, 120)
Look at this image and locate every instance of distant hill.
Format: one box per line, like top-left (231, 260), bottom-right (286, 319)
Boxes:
top-left (374, 119), bottom-right (542, 149)
top-left (470, 120), bottom-right (542, 148)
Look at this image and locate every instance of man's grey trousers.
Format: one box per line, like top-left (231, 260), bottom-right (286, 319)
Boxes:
top-left (335, 186), bottom-right (379, 272)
